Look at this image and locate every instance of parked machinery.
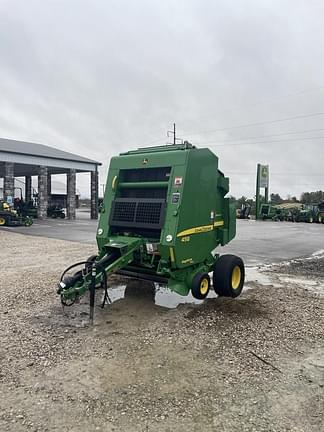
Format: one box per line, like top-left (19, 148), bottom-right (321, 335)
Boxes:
top-left (305, 203), bottom-right (324, 224)
top-left (296, 205), bottom-right (315, 223)
top-left (236, 204), bottom-right (251, 219)
top-left (0, 200), bottom-right (33, 227)
top-left (283, 204), bottom-right (314, 223)
top-left (259, 203), bottom-right (284, 221)
top-left (58, 143), bottom-right (245, 321)
top-left (317, 202), bottom-right (324, 223)
top-left (260, 202), bottom-right (317, 223)
top-left (47, 205), bottom-right (65, 219)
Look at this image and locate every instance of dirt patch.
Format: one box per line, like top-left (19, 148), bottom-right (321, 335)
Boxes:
top-left (0, 231), bottom-right (323, 432)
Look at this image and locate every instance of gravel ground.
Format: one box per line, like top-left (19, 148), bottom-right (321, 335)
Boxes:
top-left (270, 256), bottom-right (324, 278)
top-left (0, 231), bottom-right (323, 432)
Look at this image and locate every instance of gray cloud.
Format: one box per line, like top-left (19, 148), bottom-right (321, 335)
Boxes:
top-left (0, 0), bottom-right (323, 198)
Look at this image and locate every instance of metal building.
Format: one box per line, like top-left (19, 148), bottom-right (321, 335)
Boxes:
top-left (0, 137), bottom-right (101, 219)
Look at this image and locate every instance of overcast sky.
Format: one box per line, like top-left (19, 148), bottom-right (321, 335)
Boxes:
top-left (0, 0), bottom-right (324, 198)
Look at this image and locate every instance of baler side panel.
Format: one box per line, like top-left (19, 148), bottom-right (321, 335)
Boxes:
top-left (218, 198), bottom-right (236, 245)
top-left (97, 160), bottom-right (119, 250)
top-left (173, 149), bottom-right (220, 267)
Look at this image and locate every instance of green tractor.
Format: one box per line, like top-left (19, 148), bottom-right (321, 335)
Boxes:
top-left (259, 203), bottom-right (284, 221)
top-left (295, 205), bottom-right (314, 223)
top-left (311, 202), bottom-right (324, 224)
top-left (0, 201), bottom-right (33, 227)
top-left (58, 143), bottom-right (245, 322)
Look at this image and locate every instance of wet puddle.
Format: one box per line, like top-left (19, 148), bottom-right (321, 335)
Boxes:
top-left (105, 267), bottom-right (280, 309)
top-left (107, 283), bottom-right (217, 309)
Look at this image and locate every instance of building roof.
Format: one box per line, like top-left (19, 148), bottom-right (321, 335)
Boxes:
top-left (0, 137), bottom-right (101, 165)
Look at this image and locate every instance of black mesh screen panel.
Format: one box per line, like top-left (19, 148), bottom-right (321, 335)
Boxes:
top-left (135, 202), bottom-right (162, 225)
top-left (112, 201), bottom-right (136, 222)
top-left (110, 198), bottom-right (166, 230)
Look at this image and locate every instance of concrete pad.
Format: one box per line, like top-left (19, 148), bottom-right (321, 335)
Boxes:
top-left (1, 215), bottom-right (324, 266)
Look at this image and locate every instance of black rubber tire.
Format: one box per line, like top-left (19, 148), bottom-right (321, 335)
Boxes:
top-left (0, 216), bottom-right (7, 226)
top-left (24, 218), bottom-right (33, 227)
top-left (213, 255), bottom-right (245, 298)
top-left (191, 272), bottom-right (210, 300)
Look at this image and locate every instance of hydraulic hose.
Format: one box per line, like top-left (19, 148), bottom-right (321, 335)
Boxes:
top-left (58, 251), bottom-right (119, 309)
top-left (59, 260), bottom-right (92, 284)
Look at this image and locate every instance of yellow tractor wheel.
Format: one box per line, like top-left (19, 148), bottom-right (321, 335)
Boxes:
top-left (213, 255), bottom-right (245, 298)
top-left (191, 272), bottom-right (210, 300)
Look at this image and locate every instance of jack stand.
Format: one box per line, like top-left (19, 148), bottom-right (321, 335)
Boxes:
top-left (89, 263), bottom-right (96, 325)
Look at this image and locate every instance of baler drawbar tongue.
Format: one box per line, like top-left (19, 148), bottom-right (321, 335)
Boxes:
top-left (57, 237), bottom-right (142, 324)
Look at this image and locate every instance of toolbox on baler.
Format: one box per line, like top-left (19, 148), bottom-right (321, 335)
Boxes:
top-left (58, 142), bottom-right (244, 320)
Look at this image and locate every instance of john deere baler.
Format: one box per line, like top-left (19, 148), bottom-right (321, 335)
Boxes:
top-left (58, 142), bottom-right (244, 320)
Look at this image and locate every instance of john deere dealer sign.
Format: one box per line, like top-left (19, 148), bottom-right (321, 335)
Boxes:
top-left (259, 165), bottom-right (269, 188)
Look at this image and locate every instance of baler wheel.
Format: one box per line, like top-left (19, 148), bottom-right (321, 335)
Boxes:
top-left (213, 255), bottom-right (245, 298)
top-left (191, 272), bottom-right (210, 300)
top-left (0, 217), bottom-right (6, 226)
